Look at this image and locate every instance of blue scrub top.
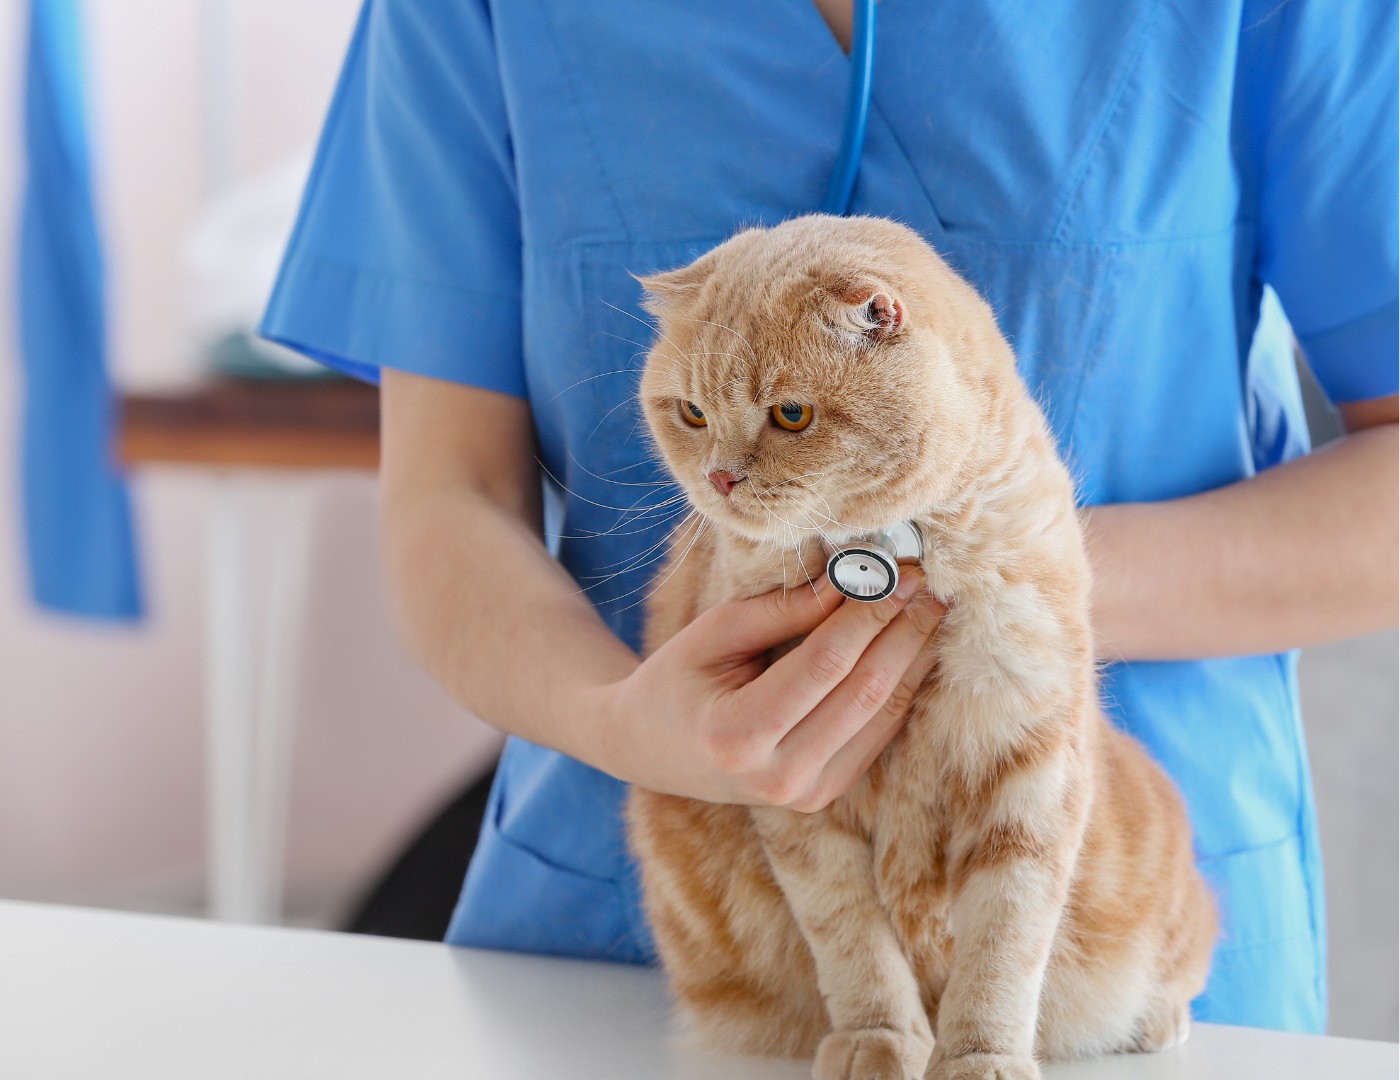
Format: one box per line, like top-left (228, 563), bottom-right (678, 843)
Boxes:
top-left (263, 0), bottom-right (1399, 1035)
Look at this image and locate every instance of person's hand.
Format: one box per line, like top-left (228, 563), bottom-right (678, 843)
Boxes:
top-left (588, 572), bottom-right (946, 811)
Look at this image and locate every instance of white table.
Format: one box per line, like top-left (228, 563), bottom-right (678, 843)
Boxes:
top-left (0, 901), bottom-right (1392, 1080)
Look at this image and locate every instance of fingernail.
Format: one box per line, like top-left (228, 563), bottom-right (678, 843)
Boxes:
top-left (894, 568), bottom-right (924, 600)
top-left (908, 590), bottom-right (946, 634)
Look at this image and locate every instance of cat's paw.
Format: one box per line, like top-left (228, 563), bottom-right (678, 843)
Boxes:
top-left (1128, 997), bottom-right (1192, 1053)
top-left (814, 1027), bottom-right (934, 1080)
top-left (925, 1053), bottom-right (1040, 1080)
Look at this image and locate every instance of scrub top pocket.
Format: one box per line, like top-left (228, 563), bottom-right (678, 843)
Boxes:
top-left (1196, 834), bottom-right (1326, 1031)
top-left (447, 738), bottom-right (651, 965)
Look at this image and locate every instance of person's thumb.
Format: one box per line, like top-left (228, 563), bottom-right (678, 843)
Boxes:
top-left (690, 576), bottom-right (840, 662)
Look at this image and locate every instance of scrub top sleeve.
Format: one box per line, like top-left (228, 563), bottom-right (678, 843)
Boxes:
top-left (260, 0), bottom-right (525, 397)
top-left (1245, 0), bottom-right (1399, 405)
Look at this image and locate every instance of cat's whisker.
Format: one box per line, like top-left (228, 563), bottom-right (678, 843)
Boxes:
top-left (574, 510), bottom-right (700, 592)
top-left (801, 507), bottom-right (853, 536)
top-left (773, 529), bottom-right (823, 603)
top-left (564, 447), bottom-right (679, 491)
top-left (589, 498), bottom-right (691, 541)
top-left (708, 375), bottom-right (754, 398)
top-left (560, 495), bottom-right (683, 532)
top-left (576, 546), bottom-right (673, 592)
top-left (669, 311), bottom-right (758, 363)
top-left (599, 456), bottom-right (662, 479)
top-left (625, 409), bottom-right (657, 447)
top-left (558, 498), bottom-right (691, 543)
top-left (684, 350), bottom-right (753, 363)
top-left (561, 507), bottom-right (687, 549)
top-left (794, 547), bottom-right (823, 601)
top-left (555, 518), bottom-right (682, 541)
top-left (753, 487), bottom-right (820, 543)
top-left (587, 510), bottom-right (698, 572)
top-left (594, 331), bottom-right (653, 356)
top-left (788, 504), bottom-right (846, 563)
top-left (584, 393), bottom-right (644, 443)
top-left (543, 361), bottom-right (646, 405)
top-left (555, 502), bottom-right (689, 548)
top-left (757, 471), bottom-right (826, 497)
top-left (603, 492), bottom-right (691, 526)
top-left (598, 298), bottom-right (689, 359)
top-left (802, 489), bottom-right (863, 534)
top-left (537, 457), bottom-right (690, 515)
top-left (609, 517), bottom-right (711, 616)
top-left (791, 506), bottom-right (832, 546)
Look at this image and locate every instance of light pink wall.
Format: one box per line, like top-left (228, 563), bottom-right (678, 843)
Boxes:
top-left (0, 1), bottom-right (501, 921)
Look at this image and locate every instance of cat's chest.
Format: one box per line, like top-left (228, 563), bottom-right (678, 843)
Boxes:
top-left (700, 538), bottom-right (828, 610)
top-left (695, 529), bottom-right (1081, 734)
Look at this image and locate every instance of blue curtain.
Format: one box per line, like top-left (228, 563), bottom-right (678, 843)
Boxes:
top-left (17, 0), bottom-right (141, 619)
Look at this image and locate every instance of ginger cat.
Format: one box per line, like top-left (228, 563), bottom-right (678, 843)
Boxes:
top-left (626, 215), bottom-right (1216, 1080)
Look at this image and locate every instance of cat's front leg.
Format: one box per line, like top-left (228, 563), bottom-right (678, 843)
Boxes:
top-left (751, 806), bottom-right (934, 1080)
top-left (925, 746), bottom-right (1084, 1080)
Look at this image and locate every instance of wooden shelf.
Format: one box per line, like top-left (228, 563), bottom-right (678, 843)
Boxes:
top-left (119, 377), bottom-right (380, 470)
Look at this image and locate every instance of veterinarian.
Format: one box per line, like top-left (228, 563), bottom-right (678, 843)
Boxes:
top-left (261, 0), bottom-right (1397, 1033)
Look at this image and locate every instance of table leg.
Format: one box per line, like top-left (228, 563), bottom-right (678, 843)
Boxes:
top-left (206, 475), bottom-right (257, 922)
top-left (205, 477), bottom-right (316, 924)
top-left (248, 487), bottom-right (316, 924)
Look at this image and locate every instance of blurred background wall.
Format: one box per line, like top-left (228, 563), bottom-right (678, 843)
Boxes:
top-left (0, 0), bottom-right (500, 929)
top-left (0, 0), bottom-right (1393, 1042)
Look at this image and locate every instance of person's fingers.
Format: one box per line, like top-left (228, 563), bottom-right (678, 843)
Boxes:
top-left (775, 587), bottom-right (945, 775)
top-left (736, 569), bottom-right (925, 736)
top-left (692, 571), bottom-right (839, 662)
top-left (811, 594), bottom-right (946, 803)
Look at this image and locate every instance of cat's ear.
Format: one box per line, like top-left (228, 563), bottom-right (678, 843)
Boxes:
top-left (633, 259), bottom-right (712, 315)
top-left (823, 275), bottom-right (906, 340)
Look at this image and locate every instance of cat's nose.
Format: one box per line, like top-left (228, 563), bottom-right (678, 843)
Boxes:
top-left (708, 470), bottom-right (744, 496)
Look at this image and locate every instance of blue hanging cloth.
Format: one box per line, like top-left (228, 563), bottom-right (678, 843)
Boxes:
top-left (17, 0), bottom-right (141, 619)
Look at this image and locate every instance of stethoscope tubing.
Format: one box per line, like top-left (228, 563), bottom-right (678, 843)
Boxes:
top-left (820, 1), bottom-right (899, 601)
top-left (820, 2), bottom-right (901, 601)
top-left (820, 0), bottom-right (877, 216)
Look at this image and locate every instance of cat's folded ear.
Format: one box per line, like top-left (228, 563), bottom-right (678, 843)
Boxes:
top-left (821, 273), bottom-right (906, 340)
top-left (633, 257), bottom-right (714, 316)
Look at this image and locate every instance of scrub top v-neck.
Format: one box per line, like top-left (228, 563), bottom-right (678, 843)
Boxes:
top-left (262, 0), bottom-right (1399, 1035)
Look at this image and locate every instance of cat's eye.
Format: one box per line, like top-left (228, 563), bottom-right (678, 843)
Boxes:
top-left (771, 402), bottom-right (814, 431)
top-left (681, 400), bottom-right (708, 427)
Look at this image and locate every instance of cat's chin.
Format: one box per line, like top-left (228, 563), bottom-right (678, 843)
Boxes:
top-left (705, 507), bottom-right (786, 546)
top-left (701, 493), bottom-right (918, 551)
top-left (703, 510), bottom-right (839, 553)
top-left (693, 501), bottom-right (808, 548)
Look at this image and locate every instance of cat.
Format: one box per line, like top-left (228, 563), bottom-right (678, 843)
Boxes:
top-left (624, 215), bottom-right (1217, 1080)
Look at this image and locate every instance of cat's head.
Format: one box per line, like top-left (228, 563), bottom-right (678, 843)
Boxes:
top-left (637, 215), bottom-right (1013, 547)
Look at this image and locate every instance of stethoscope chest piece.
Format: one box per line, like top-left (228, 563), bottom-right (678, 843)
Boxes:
top-left (822, 521), bottom-right (924, 602)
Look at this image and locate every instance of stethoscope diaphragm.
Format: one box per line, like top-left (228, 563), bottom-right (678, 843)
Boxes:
top-left (825, 545), bottom-right (900, 601)
top-left (821, 520), bottom-right (924, 603)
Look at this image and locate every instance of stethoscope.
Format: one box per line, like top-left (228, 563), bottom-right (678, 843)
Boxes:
top-left (813, 0), bottom-right (924, 602)
top-left (822, 520), bottom-right (924, 602)
top-left (820, 0), bottom-right (876, 216)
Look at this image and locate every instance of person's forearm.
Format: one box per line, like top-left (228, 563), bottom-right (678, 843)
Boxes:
top-left (383, 486), bottom-right (641, 771)
top-left (1084, 422), bottom-right (1398, 661)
